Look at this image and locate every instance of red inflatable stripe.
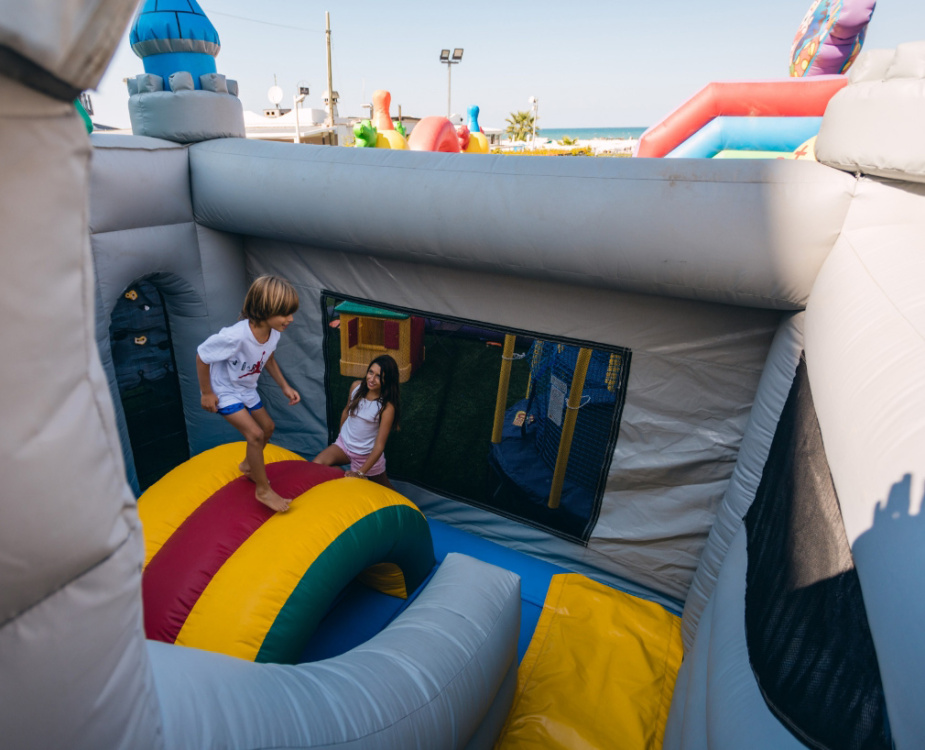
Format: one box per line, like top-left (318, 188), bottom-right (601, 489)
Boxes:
top-left (635, 77), bottom-right (848, 158)
top-left (143, 460), bottom-right (342, 643)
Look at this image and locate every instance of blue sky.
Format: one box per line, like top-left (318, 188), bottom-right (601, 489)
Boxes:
top-left (92, 1), bottom-right (925, 130)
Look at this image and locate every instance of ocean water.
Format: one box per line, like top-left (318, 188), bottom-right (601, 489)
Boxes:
top-left (535, 126), bottom-right (647, 141)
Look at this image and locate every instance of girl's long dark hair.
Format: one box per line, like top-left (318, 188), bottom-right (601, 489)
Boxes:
top-left (347, 354), bottom-right (401, 430)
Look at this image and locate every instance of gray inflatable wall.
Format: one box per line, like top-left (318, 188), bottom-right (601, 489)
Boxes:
top-left (89, 133), bottom-right (249, 491)
top-left (667, 45), bottom-right (925, 749)
top-left (0, 1), bottom-right (163, 748)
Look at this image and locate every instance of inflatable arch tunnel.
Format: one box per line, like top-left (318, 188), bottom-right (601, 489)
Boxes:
top-left (139, 443), bottom-right (435, 663)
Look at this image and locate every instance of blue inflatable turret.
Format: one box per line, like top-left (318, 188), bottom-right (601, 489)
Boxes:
top-left (125, 0), bottom-right (245, 143)
top-left (130, 0), bottom-right (220, 88)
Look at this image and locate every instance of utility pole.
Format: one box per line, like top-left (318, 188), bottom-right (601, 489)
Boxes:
top-left (325, 12), bottom-right (334, 128)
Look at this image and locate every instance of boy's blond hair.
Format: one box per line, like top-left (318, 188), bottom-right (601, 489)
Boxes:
top-left (242, 275), bottom-right (299, 322)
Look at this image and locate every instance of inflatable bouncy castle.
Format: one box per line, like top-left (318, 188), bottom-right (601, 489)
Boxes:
top-left (2, 1), bottom-right (924, 749)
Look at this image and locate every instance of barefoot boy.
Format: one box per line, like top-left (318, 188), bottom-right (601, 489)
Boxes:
top-left (196, 275), bottom-right (300, 512)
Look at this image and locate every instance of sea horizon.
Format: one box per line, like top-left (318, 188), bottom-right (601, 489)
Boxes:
top-left (532, 126), bottom-right (648, 141)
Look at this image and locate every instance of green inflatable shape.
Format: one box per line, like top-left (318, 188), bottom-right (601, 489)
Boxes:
top-left (257, 504), bottom-right (436, 664)
top-left (74, 98), bottom-right (93, 134)
top-left (354, 119), bottom-right (378, 148)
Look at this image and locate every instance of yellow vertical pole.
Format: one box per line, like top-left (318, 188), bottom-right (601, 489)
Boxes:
top-left (491, 334), bottom-right (517, 444)
top-left (548, 347), bottom-right (592, 508)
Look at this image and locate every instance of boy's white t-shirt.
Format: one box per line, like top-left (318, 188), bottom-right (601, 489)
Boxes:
top-left (197, 319), bottom-right (280, 409)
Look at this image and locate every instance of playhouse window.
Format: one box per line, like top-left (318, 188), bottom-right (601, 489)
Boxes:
top-left (358, 317), bottom-right (386, 349)
top-left (322, 294), bottom-right (631, 544)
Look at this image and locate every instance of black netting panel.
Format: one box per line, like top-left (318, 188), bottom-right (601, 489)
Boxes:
top-left (744, 356), bottom-right (891, 750)
top-left (110, 279), bottom-right (189, 490)
top-left (525, 343), bottom-right (626, 491)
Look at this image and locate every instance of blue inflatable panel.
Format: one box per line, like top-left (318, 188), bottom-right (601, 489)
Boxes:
top-left (302, 517), bottom-right (567, 663)
top-left (429, 518), bottom-right (568, 660)
top-left (301, 516), bottom-right (680, 663)
top-left (666, 116), bottom-right (823, 158)
top-left (299, 568), bottom-right (437, 663)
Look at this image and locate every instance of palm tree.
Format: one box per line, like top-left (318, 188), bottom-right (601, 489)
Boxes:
top-left (505, 110), bottom-right (536, 142)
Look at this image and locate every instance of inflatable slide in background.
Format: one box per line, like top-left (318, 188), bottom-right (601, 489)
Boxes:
top-left (633, 77), bottom-right (846, 158)
top-left (635, 0), bottom-right (876, 158)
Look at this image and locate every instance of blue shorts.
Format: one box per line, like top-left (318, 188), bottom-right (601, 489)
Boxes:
top-left (217, 400), bottom-right (264, 416)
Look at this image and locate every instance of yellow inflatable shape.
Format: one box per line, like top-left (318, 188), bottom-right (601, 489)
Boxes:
top-left (358, 561), bottom-right (408, 597)
top-left (176, 477), bottom-right (423, 660)
top-left (376, 130), bottom-right (409, 150)
top-left (496, 574), bottom-right (683, 750)
top-left (465, 132), bottom-right (490, 154)
top-left (138, 442), bottom-right (302, 567)
top-left (793, 135), bottom-right (817, 161)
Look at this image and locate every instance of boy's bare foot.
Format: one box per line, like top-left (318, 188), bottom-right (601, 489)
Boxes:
top-left (255, 485), bottom-right (291, 513)
top-left (238, 461), bottom-right (254, 480)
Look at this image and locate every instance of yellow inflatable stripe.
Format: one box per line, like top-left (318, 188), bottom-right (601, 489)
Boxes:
top-left (176, 477), bottom-right (421, 660)
top-left (357, 562), bottom-right (408, 599)
top-left (496, 573), bottom-right (683, 750)
top-left (137, 442), bottom-right (302, 568)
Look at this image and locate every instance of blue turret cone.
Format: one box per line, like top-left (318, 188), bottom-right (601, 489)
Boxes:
top-left (130, 0), bottom-right (220, 88)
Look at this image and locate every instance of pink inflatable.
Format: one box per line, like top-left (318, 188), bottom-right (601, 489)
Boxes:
top-left (407, 116), bottom-right (461, 153)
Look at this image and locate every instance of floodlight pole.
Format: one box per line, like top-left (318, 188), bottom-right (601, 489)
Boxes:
top-left (440, 48), bottom-right (463, 119)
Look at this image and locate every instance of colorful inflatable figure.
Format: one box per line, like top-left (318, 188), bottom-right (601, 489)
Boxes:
top-left (353, 120), bottom-right (378, 148)
top-left (367, 90), bottom-right (408, 149)
top-left (464, 105), bottom-right (490, 153)
top-left (407, 116), bottom-right (462, 152)
top-left (456, 125), bottom-right (471, 152)
top-left (790, 0), bottom-right (876, 77)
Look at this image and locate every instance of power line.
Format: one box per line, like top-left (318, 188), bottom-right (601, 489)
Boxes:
top-left (203, 8), bottom-right (323, 33)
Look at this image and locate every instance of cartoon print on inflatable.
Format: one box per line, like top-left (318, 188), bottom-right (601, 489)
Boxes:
top-left (790, 0), bottom-right (877, 77)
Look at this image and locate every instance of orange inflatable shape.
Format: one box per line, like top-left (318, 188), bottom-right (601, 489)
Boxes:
top-left (371, 90), bottom-right (395, 131)
top-left (407, 116), bottom-right (461, 152)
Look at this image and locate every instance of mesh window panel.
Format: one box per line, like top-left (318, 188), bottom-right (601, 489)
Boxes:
top-left (527, 344), bottom-right (623, 491)
top-left (744, 356), bottom-right (891, 750)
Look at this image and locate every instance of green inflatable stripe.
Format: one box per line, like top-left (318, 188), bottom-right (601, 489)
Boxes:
top-left (256, 504), bottom-right (435, 664)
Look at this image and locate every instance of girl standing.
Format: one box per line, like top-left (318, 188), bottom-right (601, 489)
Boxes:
top-left (314, 354), bottom-right (401, 489)
top-left (196, 275), bottom-right (300, 512)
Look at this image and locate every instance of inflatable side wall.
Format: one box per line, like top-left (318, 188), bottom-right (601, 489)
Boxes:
top-left (0, 2), bottom-right (165, 748)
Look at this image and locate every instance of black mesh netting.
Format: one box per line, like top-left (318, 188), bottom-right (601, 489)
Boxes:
top-left (524, 342), bottom-right (627, 491)
top-left (744, 356), bottom-right (891, 750)
top-left (110, 279), bottom-right (189, 490)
